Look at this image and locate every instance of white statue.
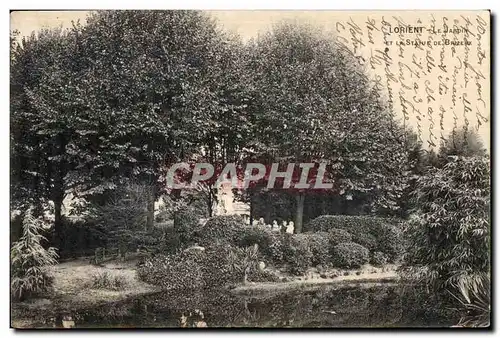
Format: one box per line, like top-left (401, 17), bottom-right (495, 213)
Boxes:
top-left (286, 221), bottom-right (295, 234)
top-left (272, 220), bottom-right (278, 229)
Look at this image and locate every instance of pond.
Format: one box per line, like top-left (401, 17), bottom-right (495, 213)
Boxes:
top-left (32, 282), bottom-right (455, 328)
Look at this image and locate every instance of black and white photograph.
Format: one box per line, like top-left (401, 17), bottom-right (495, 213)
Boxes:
top-left (8, 8), bottom-right (491, 329)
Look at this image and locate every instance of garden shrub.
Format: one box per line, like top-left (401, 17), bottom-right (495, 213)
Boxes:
top-left (282, 234), bottom-right (313, 275)
top-left (264, 233), bottom-right (285, 265)
top-left (306, 232), bottom-right (331, 266)
top-left (352, 232), bottom-right (377, 251)
top-left (248, 269), bottom-right (281, 283)
top-left (327, 228), bottom-right (353, 247)
top-left (331, 242), bottom-right (369, 268)
top-left (308, 215), bottom-right (403, 262)
top-left (196, 215), bottom-right (246, 246)
top-left (11, 210), bottom-right (58, 301)
top-left (237, 225), bottom-right (274, 252)
top-left (173, 207), bottom-right (202, 245)
top-left (370, 251), bottom-right (389, 266)
top-left (137, 243), bottom-right (276, 289)
top-left (201, 245), bottom-right (242, 287)
top-left (137, 249), bottom-right (205, 290)
top-left (376, 224), bottom-right (404, 262)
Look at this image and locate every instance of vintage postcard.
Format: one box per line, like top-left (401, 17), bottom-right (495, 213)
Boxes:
top-left (10, 10), bottom-right (491, 328)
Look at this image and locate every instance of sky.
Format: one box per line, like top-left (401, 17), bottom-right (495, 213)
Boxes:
top-left (10, 10), bottom-right (491, 151)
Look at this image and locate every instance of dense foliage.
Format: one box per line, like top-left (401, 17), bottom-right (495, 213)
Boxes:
top-left (10, 10), bottom-right (246, 248)
top-left (281, 234), bottom-right (313, 275)
top-left (308, 215), bottom-right (403, 262)
top-left (326, 228), bottom-right (353, 247)
top-left (236, 225), bottom-right (275, 254)
top-left (305, 232), bottom-right (331, 266)
top-left (331, 242), bottom-right (369, 269)
top-left (234, 21), bottom-right (410, 232)
top-left (402, 156), bottom-right (490, 289)
top-left (401, 155), bottom-right (490, 327)
top-left (370, 251), bottom-right (389, 266)
top-left (92, 183), bottom-right (149, 257)
top-left (51, 217), bottom-right (106, 259)
top-left (137, 244), bottom-right (278, 289)
top-left (196, 215), bottom-right (246, 246)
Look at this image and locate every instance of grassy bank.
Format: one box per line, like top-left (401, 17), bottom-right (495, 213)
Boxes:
top-left (11, 257), bottom-right (160, 328)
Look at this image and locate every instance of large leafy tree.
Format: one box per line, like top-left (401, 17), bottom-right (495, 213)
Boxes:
top-left (10, 10), bottom-right (245, 246)
top-left (78, 11), bottom-right (254, 222)
top-left (241, 22), bottom-right (408, 232)
top-left (11, 26), bottom-right (90, 246)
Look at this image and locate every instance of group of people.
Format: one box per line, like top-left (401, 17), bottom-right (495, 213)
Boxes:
top-left (245, 217), bottom-right (295, 234)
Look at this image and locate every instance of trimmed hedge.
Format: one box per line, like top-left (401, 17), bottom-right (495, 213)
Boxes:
top-left (307, 215), bottom-right (403, 262)
top-left (376, 224), bottom-right (404, 262)
top-left (352, 232), bottom-right (377, 251)
top-left (331, 242), bottom-right (369, 268)
top-left (327, 228), bottom-right (353, 247)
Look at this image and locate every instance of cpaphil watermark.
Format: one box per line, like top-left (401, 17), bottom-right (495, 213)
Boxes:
top-left (164, 162), bottom-right (335, 190)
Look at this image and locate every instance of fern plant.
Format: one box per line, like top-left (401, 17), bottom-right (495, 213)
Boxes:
top-left (11, 209), bottom-right (58, 301)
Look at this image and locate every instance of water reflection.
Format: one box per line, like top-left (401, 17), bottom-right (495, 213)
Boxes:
top-left (52, 283), bottom-right (453, 328)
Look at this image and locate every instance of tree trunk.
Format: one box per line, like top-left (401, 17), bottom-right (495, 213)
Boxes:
top-left (53, 194), bottom-right (64, 250)
top-left (295, 193), bottom-right (305, 234)
top-left (321, 197), bottom-right (328, 215)
top-left (51, 133), bottom-right (67, 251)
top-left (10, 213), bottom-right (23, 244)
top-left (264, 193), bottom-right (271, 224)
top-left (207, 189), bottom-right (213, 217)
top-left (146, 186), bottom-right (155, 230)
top-left (249, 190), bottom-right (254, 225)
